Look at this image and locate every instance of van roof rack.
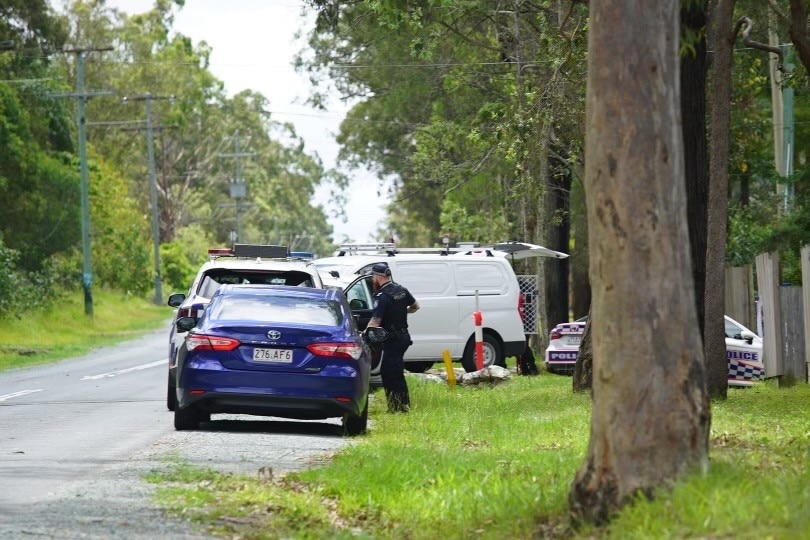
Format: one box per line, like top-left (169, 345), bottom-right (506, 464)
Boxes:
top-left (335, 242), bottom-right (483, 257)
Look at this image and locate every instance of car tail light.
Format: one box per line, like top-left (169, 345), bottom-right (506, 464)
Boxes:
top-left (186, 334), bottom-right (241, 351)
top-left (517, 292), bottom-right (526, 322)
top-left (307, 342), bottom-right (363, 360)
top-left (550, 330), bottom-right (562, 340)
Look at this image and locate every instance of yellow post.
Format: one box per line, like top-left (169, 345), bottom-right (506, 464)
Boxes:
top-left (442, 350), bottom-right (456, 387)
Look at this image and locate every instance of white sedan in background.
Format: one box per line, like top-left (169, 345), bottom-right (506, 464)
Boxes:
top-left (544, 315), bottom-right (764, 387)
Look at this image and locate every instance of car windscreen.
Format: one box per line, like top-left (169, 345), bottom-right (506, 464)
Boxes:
top-left (198, 270), bottom-right (316, 299)
top-left (208, 294), bottom-right (344, 326)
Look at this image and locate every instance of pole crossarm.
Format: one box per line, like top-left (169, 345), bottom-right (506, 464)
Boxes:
top-left (48, 91), bottom-right (115, 99)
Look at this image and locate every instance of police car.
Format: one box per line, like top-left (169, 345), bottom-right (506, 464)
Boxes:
top-left (544, 314), bottom-right (765, 387)
top-left (165, 244), bottom-right (325, 411)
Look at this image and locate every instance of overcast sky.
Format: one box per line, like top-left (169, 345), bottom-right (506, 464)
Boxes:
top-left (83, 0), bottom-right (386, 244)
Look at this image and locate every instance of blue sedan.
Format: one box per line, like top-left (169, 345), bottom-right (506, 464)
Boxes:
top-left (173, 284), bottom-right (371, 435)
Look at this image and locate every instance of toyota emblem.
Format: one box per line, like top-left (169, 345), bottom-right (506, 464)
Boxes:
top-left (267, 330), bottom-right (281, 340)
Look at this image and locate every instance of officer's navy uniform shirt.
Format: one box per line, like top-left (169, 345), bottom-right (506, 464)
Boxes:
top-left (371, 281), bottom-right (415, 334)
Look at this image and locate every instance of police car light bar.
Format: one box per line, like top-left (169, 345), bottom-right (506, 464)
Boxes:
top-left (233, 244), bottom-right (289, 259)
top-left (207, 247), bottom-right (235, 260)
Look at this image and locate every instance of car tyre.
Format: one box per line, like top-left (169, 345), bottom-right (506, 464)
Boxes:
top-left (343, 397), bottom-right (368, 437)
top-left (174, 405), bottom-right (200, 431)
top-left (461, 334), bottom-right (504, 372)
top-left (166, 372), bottom-right (177, 411)
top-left (405, 361), bottom-right (434, 373)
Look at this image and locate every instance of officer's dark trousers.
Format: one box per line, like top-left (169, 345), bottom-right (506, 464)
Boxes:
top-left (380, 334), bottom-right (411, 412)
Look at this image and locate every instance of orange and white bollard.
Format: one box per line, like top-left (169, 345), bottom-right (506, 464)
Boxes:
top-left (474, 310), bottom-right (484, 370)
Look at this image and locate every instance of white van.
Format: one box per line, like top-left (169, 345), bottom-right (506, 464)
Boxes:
top-left (314, 252), bottom-right (527, 373)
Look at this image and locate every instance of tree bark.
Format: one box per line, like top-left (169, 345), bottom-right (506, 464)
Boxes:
top-left (569, 0), bottom-right (710, 525)
top-left (705, 0), bottom-right (736, 400)
top-left (572, 306), bottom-right (592, 393)
top-left (545, 150), bottom-right (572, 331)
top-left (787, 0), bottom-right (810, 73)
top-left (570, 164), bottom-right (591, 319)
top-left (681, 1), bottom-right (709, 341)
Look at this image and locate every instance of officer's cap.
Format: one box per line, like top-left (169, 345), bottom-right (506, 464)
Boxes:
top-left (371, 262), bottom-right (391, 276)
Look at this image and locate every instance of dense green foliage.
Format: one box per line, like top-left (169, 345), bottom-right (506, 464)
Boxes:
top-left (0, 0), bottom-right (340, 317)
top-left (2, 0), bottom-right (810, 310)
top-left (300, 1), bottom-right (588, 247)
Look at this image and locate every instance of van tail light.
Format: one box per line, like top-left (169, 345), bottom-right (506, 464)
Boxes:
top-left (517, 292), bottom-right (526, 322)
top-left (186, 334), bottom-right (241, 351)
top-left (307, 343), bottom-right (363, 360)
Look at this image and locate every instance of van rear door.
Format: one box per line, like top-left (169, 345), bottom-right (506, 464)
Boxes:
top-left (453, 259), bottom-right (526, 358)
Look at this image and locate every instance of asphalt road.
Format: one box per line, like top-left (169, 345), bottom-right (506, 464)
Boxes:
top-left (0, 327), bottom-right (351, 539)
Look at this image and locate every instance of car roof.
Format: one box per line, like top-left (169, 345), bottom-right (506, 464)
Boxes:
top-left (200, 258), bottom-right (318, 271)
top-left (195, 257), bottom-right (323, 286)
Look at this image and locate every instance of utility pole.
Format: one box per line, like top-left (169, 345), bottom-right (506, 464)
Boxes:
top-left (782, 46), bottom-right (795, 211)
top-left (219, 130), bottom-right (254, 244)
top-left (49, 46), bottom-right (114, 317)
top-left (122, 93), bottom-right (174, 305)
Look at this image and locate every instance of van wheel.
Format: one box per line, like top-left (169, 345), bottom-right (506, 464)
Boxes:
top-left (461, 334), bottom-right (504, 372)
top-left (405, 361), bottom-right (434, 373)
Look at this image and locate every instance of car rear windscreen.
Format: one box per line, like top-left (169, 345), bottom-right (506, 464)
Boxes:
top-left (199, 270), bottom-right (316, 298)
top-left (209, 295), bottom-right (343, 326)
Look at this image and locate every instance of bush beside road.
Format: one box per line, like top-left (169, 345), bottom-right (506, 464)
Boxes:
top-left (0, 289), bottom-right (170, 372)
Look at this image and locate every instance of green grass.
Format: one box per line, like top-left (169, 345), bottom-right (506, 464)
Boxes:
top-left (0, 288), bottom-right (171, 372)
top-left (146, 375), bottom-right (810, 539)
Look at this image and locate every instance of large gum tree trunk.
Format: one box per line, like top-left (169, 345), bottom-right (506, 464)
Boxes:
top-left (704, 0), bottom-right (735, 400)
top-left (569, 0), bottom-right (710, 525)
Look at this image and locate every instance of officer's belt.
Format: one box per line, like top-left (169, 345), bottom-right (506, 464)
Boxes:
top-left (384, 326), bottom-right (409, 334)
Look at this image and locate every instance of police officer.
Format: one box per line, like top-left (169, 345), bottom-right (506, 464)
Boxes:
top-left (365, 262), bottom-right (419, 413)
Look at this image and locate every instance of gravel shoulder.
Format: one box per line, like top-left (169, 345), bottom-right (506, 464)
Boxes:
top-left (0, 415), bottom-right (352, 539)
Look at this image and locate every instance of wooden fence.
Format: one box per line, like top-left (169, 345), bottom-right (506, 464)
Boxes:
top-left (734, 246), bottom-right (810, 383)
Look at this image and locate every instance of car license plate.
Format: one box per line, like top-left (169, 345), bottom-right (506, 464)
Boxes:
top-left (253, 348), bottom-right (293, 363)
top-left (566, 336), bottom-right (582, 346)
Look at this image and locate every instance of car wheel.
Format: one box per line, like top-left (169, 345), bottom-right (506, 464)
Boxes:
top-left (343, 397), bottom-right (369, 437)
top-left (166, 372), bottom-right (177, 412)
top-left (174, 405), bottom-right (200, 431)
top-left (461, 334), bottom-right (504, 372)
top-left (405, 361), bottom-right (434, 373)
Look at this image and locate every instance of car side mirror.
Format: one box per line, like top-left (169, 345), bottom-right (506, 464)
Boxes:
top-left (176, 316), bottom-right (197, 333)
top-left (740, 329), bottom-right (756, 344)
top-left (167, 293), bottom-right (186, 307)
